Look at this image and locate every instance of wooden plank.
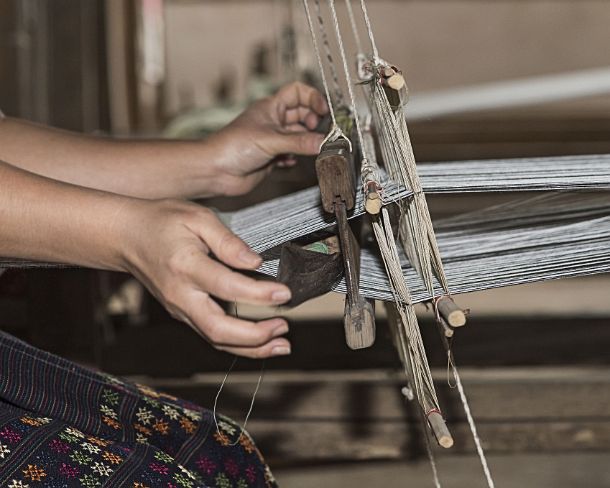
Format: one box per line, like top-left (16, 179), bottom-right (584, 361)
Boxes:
top-left (144, 367), bottom-right (610, 421)
top-left (137, 367), bottom-right (610, 462)
top-left (101, 315), bottom-right (610, 376)
top-left (249, 419), bottom-right (610, 464)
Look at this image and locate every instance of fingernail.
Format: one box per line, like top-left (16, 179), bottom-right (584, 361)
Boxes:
top-left (239, 249), bottom-right (261, 267)
top-left (273, 323), bottom-right (289, 336)
top-left (271, 346), bottom-right (291, 356)
top-left (272, 289), bottom-right (291, 303)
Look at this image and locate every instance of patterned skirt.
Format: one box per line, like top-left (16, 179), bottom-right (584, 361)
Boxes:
top-left (0, 331), bottom-right (277, 488)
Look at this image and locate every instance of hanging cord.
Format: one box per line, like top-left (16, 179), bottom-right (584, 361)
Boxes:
top-left (303, 0), bottom-right (351, 149)
top-left (436, 324), bottom-right (495, 488)
top-left (328, 0), bottom-right (366, 157)
top-left (410, 392), bottom-right (442, 488)
top-left (359, 0), bottom-right (380, 61)
top-left (213, 357), bottom-right (266, 446)
top-left (453, 366), bottom-right (495, 488)
top-left (328, 0), bottom-right (381, 193)
top-left (212, 304), bottom-right (266, 446)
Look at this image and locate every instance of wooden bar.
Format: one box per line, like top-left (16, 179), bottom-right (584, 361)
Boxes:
top-left (146, 367), bottom-right (610, 464)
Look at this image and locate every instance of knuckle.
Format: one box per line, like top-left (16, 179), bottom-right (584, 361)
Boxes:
top-left (204, 320), bottom-right (222, 343)
top-left (161, 287), bottom-right (182, 313)
top-left (249, 348), bottom-right (267, 360)
top-left (166, 250), bottom-right (189, 276)
top-left (216, 230), bottom-right (241, 255)
top-left (250, 328), bottom-right (272, 347)
top-left (197, 206), bottom-right (213, 219)
top-left (211, 272), bottom-right (231, 299)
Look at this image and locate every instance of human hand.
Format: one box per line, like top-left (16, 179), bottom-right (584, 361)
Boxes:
top-left (208, 82), bottom-right (328, 196)
top-left (120, 199), bottom-right (292, 358)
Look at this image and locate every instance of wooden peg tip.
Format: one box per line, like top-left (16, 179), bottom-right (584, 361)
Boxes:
top-left (387, 73), bottom-right (405, 91)
top-left (427, 411), bottom-right (454, 449)
top-left (344, 298), bottom-right (376, 350)
top-left (437, 296), bottom-right (467, 328)
top-left (365, 191), bottom-right (382, 215)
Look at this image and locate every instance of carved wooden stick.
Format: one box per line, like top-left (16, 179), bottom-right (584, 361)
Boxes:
top-left (315, 136), bottom-right (375, 349)
top-left (427, 409), bottom-right (454, 449)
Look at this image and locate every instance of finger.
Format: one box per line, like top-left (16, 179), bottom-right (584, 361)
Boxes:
top-left (189, 299), bottom-right (290, 347)
top-left (190, 255), bottom-right (291, 305)
top-left (304, 111), bottom-right (320, 130)
top-left (284, 123), bottom-right (308, 133)
top-left (192, 210), bottom-right (262, 270)
top-left (276, 81), bottom-right (328, 116)
top-left (218, 337), bottom-right (292, 359)
top-left (284, 107), bottom-right (320, 127)
top-left (276, 156), bottom-right (297, 168)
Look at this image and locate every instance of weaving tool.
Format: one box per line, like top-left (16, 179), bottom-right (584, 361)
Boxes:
top-left (304, 1), bottom-right (485, 485)
top-left (277, 106), bottom-right (376, 349)
top-left (315, 129), bottom-right (376, 350)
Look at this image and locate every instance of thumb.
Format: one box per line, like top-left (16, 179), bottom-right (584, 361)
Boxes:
top-left (266, 131), bottom-right (324, 157)
top-left (194, 210), bottom-right (262, 270)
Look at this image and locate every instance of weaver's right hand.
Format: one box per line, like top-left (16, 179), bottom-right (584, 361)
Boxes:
top-left (119, 199), bottom-right (292, 358)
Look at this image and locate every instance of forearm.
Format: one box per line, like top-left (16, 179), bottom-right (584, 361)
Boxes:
top-left (0, 117), bottom-right (221, 199)
top-left (0, 159), bottom-right (134, 270)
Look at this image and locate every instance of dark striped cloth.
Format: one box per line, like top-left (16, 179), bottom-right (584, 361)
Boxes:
top-left (0, 331), bottom-right (278, 487)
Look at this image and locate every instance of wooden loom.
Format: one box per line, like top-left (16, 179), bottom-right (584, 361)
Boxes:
top-left (277, 103), bottom-right (465, 449)
top-left (3, 2), bottom-right (610, 485)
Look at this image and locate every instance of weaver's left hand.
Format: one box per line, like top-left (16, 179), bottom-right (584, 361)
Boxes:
top-left (208, 82), bottom-right (328, 196)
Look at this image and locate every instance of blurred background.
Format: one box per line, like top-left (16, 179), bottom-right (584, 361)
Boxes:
top-left (1, 1), bottom-right (610, 486)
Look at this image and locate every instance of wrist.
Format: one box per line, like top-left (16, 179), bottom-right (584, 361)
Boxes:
top-left (109, 196), bottom-right (152, 275)
top-left (162, 134), bottom-right (230, 199)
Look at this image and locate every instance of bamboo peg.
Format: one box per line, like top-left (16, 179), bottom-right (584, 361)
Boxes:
top-left (437, 296), bottom-right (467, 328)
top-left (427, 409), bottom-right (454, 449)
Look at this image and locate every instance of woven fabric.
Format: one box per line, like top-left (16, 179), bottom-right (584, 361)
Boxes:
top-left (0, 331), bottom-right (277, 488)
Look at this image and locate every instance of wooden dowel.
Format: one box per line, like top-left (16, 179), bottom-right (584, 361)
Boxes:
top-left (437, 296), bottom-right (467, 328)
top-left (427, 410), bottom-right (454, 449)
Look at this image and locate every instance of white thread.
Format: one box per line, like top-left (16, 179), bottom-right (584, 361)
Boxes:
top-left (213, 357), bottom-right (266, 446)
top-left (453, 366), bottom-right (495, 488)
top-left (328, 0), bottom-right (367, 157)
top-left (402, 384), bottom-right (442, 488)
top-left (359, 0), bottom-right (379, 61)
top-left (302, 0), bottom-right (349, 147)
top-left (327, 0), bottom-right (380, 192)
top-left (421, 413), bottom-right (443, 488)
